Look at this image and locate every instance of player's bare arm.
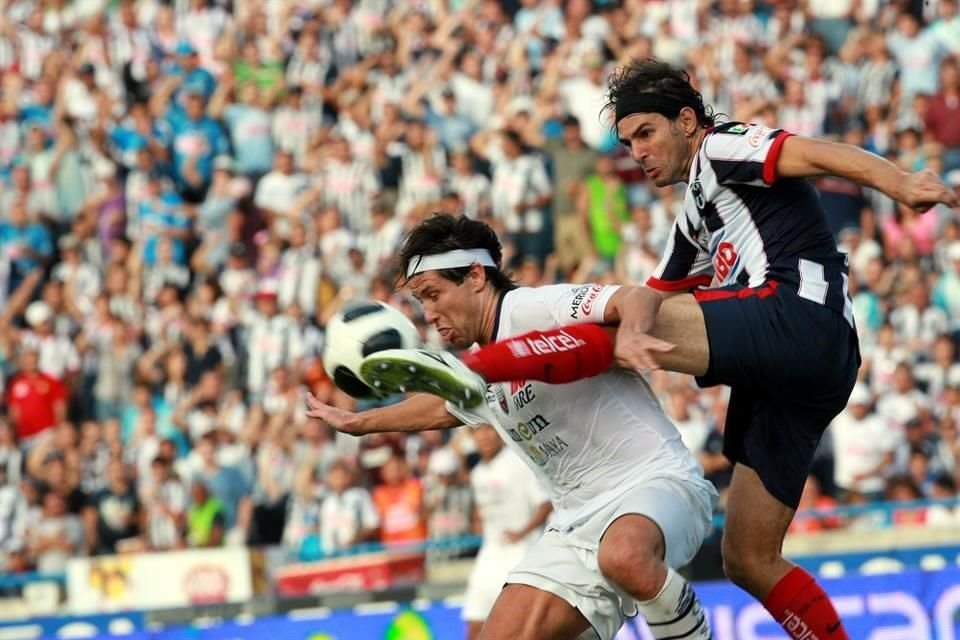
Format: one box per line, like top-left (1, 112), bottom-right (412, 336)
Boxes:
top-left (305, 392), bottom-right (461, 436)
top-left (503, 501), bottom-right (552, 544)
top-left (776, 136), bottom-right (959, 211)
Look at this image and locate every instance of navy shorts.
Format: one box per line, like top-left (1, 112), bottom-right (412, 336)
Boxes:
top-left (694, 281), bottom-right (860, 509)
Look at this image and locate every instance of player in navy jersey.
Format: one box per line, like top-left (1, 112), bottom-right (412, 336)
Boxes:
top-left (359, 60), bottom-right (958, 640)
top-left (600, 60), bottom-right (955, 640)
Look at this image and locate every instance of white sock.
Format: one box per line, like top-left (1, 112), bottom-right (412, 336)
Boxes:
top-left (636, 568), bottom-right (712, 639)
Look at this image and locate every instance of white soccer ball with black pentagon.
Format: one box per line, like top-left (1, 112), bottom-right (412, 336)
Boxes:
top-left (323, 300), bottom-right (421, 398)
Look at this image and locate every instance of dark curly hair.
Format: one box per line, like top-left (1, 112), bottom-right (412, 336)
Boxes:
top-left (396, 213), bottom-right (517, 292)
top-left (603, 59), bottom-right (718, 129)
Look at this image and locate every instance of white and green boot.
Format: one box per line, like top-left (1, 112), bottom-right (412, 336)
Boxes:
top-left (360, 349), bottom-right (487, 408)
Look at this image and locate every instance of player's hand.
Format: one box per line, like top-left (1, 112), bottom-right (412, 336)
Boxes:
top-left (899, 168), bottom-right (959, 212)
top-left (502, 529), bottom-right (525, 544)
top-left (306, 393), bottom-right (366, 436)
top-left (614, 327), bottom-right (675, 375)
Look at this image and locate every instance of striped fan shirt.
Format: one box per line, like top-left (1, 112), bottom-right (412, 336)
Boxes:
top-left (318, 159), bottom-right (379, 233)
top-left (647, 121), bottom-right (853, 326)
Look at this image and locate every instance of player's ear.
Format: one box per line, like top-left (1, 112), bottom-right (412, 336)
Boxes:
top-left (468, 263), bottom-right (487, 292)
top-left (679, 106), bottom-right (698, 136)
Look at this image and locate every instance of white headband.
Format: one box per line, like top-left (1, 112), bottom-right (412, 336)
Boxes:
top-left (406, 248), bottom-right (496, 278)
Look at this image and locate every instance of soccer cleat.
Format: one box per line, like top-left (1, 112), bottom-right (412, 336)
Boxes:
top-left (359, 348), bottom-right (487, 408)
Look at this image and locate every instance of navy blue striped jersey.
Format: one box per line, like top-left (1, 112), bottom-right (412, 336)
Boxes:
top-left (646, 121), bottom-right (853, 326)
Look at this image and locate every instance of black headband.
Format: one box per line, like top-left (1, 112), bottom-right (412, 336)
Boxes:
top-left (614, 93), bottom-right (689, 125)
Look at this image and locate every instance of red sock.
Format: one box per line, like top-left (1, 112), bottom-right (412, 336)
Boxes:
top-left (763, 567), bottom-right (848, 640)
top-left (461, 324), bottom-right (614, 385)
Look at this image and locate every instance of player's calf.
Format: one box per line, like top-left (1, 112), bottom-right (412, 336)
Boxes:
top-left (461, 324), bottom-right (615, 385)
top-left (478, 584), bottom-right (591, 640)
top-left (723, 466), bottom-right (849, 640)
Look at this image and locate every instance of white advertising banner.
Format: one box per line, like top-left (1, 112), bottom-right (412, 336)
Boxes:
top-left (66, 547), bottom-right (253, 614)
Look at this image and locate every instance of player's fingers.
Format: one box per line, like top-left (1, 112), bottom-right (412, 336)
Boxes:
top-left (306, 402), bottom-right (334, 420)
top-left (305, 404), bottom-right (329, 418)
top-left (649, 338), bottom-right (676, 352)
top-left (633, 352), bottom-right (661, 374)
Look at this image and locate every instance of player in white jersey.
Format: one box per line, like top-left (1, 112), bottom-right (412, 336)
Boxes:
top-left (364, 61), bottom-right (958, 640)
top-left (306, 214), bottom-right (717, 640)
top-left (464, 423), bottom-right (552, 640)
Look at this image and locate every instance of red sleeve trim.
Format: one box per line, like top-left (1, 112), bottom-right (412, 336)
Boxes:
top-left (762, 131), bottom-right (794, 185)
top-left (646, 275), bottom-right (712, 292)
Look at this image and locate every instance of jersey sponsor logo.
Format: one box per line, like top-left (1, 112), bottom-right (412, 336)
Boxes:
top-left (506, 330), bottom-right (586, 358)
top-left (570, 284), bottom-right (603, 319)
top-left (507, 413), bottom-right (567, 465)
top-left (506, 414), bottom-right (551, 442)
top-left (691, 180), bottom-right (706, 210)
top-left (712, 240), bottom-right (740, 282)
top-left (525, 436), bottom-right (569, 467)
top-left (747, 127), bottom-right (765, 148)
top-left (512, 382), bottom-right (535, 411)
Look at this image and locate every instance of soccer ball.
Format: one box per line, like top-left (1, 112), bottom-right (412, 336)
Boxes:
top-left (323, 300), bottom-right (421, 398)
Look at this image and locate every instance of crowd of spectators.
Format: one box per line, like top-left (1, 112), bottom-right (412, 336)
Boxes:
top-left (0, 0), bottom-right (958, 575)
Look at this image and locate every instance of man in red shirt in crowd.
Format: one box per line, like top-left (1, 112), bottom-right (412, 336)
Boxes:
top-left (5, 348), bottom-right (66, 447)
top-left (925, 58), bottom-right (960, 172)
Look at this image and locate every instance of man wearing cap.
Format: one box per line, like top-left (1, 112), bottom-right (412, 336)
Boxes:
top-left (21, 300), bottom-right (80, 384)
top-left (245, 281), bottom-right (305, 403)
top-left (166, 81), bottom-right (229, 202)
top-left (168, 41), bottom-right (216, 107)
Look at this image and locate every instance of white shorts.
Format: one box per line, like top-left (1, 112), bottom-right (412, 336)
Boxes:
top-left (505, 476), bottom-right (716, 640)
top-left (462, 542), bottom-right (530, 622)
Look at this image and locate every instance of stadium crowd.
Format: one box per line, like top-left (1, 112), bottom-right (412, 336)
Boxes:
top-left (0, 0), bottom-right (958, 574)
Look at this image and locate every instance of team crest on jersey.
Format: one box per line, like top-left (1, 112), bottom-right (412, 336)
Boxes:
top-left (492, 385), bottom-right (509, 414)
top-left (691, 180), bottom-right (706, 210)
top-left (697, 227), bottom-right (710, 251)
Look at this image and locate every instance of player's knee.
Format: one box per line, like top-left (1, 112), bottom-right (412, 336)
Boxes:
top-left (598, 546), bottom-right (664, 601)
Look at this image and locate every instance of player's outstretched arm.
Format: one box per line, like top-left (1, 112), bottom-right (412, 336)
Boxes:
top-left (305, 392), bottom-right (461, 436)
top-left (775, 136), bottom-right (958, 211)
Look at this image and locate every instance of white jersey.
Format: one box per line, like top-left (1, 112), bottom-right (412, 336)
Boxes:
top-left (472, 447), bottom-right (549, 549)
top-left (447, 284), bottom-right (713, 530)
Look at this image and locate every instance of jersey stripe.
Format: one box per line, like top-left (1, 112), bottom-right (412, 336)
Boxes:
top-left (762, 132), bottom-right (793, 185)
top-left (648, 274), bottom-right (712, 292)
